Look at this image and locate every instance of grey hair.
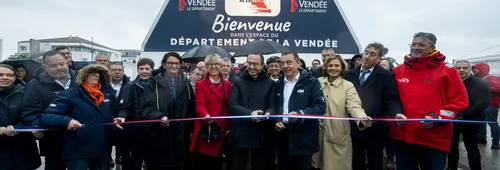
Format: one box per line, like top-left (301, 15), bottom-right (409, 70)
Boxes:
top-left (222, 57), bottom-right (232, 63)
top-left (414, 32), bottom-right (437, 46)
top-left (366, 42), bottom-right (385, 57)
top-left (322, 47), bottom-right (335, 54)
top-left (95, 53), bottom-right (110, 60)
top-left (108, 61), bottom-right (123, 68)
top-left (454, 60), bottom-right (472, 68)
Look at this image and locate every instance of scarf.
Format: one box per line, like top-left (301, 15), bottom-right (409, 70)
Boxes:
top-left (82, 82), bottom-right (104, 106)
top-left (403, 50), bottom-right (446, 68)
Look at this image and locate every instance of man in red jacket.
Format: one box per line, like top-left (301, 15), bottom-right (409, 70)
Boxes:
top-left (473, 62), bottom-right (500, 149)
top-left (391, 32), bottom-right (469, 170)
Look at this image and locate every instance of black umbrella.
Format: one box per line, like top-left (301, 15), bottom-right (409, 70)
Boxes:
top-left (1, 59), bottom-right (42, 82)
top-left (233, 40), bottom-right (291, 57)
top-left (181, 45), bottom-right (234, 63)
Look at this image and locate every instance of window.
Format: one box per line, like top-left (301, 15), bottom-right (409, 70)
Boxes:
top-left (20, 46), bottom-right (27, 51)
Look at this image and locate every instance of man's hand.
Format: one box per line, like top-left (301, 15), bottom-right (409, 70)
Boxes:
top-left (251, 110), bottom-right (263, 122)
top-left (0, 127), bottom-right (7, 135)
top-left (67, 119), bottom-right (83, 130)
top-left (161, 116), bottom-right (169, 127)
top-left (275, 122), bottom-right (286, 132)
top-left (288, 111), bottom-right (298, 123)
top-left (114, 117), bottom-right (126, 129)
top-left (5, 125), bottom-right (17, 137)
top-left (420, 116), bottom-right (434, 128)
top-left (32, 131), bottom-right (44, 139)
top-left (395, 113), bottom-right (407, 126)
top-left (204, 114), bottom-right (213, 124)
top-left (360, 116), bottom-right (373, 128)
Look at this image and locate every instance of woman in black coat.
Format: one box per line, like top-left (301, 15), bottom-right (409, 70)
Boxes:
top-left (0, 64), bottom-right (41, 170)
top-left (140, 52), bottom-right (196, 170)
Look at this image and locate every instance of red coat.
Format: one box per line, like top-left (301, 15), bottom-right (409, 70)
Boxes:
top-left (390, 51), bottom-right (468, 152)
top-left (189, 73), bottom-right (231, 156)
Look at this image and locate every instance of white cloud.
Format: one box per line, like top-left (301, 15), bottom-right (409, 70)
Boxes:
top-left (1, 0), bottom-right (499, 63)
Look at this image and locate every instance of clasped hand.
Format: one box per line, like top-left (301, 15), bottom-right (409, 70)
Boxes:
top-left (251, 110), bottom-right (270, 122)
top-left (0, 125), bottom-right (17, 136)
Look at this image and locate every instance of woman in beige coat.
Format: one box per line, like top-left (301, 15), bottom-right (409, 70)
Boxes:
top-left (312, 55), bottom-right (372, 170)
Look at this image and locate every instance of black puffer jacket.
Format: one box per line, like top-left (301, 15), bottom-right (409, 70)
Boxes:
top-left (0, 84), bottom-right (41, 170)
top-left (20, 70), bottom-right (77, 157)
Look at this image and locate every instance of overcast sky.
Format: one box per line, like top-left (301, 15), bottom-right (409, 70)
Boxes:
top-left (1, 0), bottom-right (499, 62)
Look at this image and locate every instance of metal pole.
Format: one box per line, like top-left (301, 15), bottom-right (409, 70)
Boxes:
top-left (91, 37), bottom-right (94, 61)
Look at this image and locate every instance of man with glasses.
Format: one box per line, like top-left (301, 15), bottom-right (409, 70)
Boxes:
top-left (189, 67), bottom-right (204, 91)
top-left (95, 53), bottom-right (111, 67)
top-left (55, 46), bottom-right (75, 71)
top-left (228, 53), bottom-right (276, 170)
top-left (391, 32), bottom-right (468, 169)
top-left (311, 47), bottom-right (335, 78)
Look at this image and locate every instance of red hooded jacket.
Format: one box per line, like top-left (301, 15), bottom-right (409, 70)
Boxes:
top-left (390, 50), bottom-right (469, 152)
top-left (473, 63), bottom-right (500, 106)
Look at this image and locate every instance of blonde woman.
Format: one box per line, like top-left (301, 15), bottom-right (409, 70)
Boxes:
top-left (312, 55), bottom-right (372, 170)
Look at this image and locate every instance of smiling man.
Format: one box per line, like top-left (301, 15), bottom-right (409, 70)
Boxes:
top-left (390, 32), bottom-right (468, 170)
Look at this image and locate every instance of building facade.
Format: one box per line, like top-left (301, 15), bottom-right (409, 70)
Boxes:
top-left (17, 36), bottom-right (121, 61)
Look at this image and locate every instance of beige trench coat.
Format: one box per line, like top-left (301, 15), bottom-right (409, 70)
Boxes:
top-left (312, 77), bottom-right (367, 170)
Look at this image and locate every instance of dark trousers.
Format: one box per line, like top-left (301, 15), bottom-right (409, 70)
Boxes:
top-left (276, 129), bottom-right (312, 170)
top-left (478, 106), bottom-right (500, 145)
top-left (448, 123), bottom-right (482, 170)
top-left (44, 156), bottom-right (66, 170)
top-left (128, 134), bottom-right (146, 170)
top-left (194, 152), bottom-right (223, 170)
top-left (65, 155), bottom-right (107, 170)
top-left (352, 136), bottom-right (384, 170)
top-left (230, 144), bottom-right (268, 170)
top-left (394, 140), bottom-right (446, 170)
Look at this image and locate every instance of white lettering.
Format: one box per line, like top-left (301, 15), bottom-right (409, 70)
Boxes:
top-left (212, 14), bottom-right (292, 34)
top-left (187, 0), bottom-right (216, 6)
top-left (169, 38), bottom-right (338, 48)
top-left (294, 39), bottom-right (338, 48)
top-left (299, 0), bottom-right (328, 8)
top-left (283, 40), bottom-right (290, 47)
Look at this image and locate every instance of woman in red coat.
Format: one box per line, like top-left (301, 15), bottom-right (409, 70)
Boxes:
top-left (190, 53), bottom-right (232, 170)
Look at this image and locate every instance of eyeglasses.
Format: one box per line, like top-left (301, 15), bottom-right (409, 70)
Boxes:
top-left (96, 59), bottom-right (109, 62)
top-left (60, 52), bottom-right (72, 55)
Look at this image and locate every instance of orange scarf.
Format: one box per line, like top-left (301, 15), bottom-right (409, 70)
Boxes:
top-left (82, 82), bottom-right (104, 106)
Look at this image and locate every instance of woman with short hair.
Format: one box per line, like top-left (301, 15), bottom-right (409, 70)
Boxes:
top-left (190, 53), bottom-right (232, 170)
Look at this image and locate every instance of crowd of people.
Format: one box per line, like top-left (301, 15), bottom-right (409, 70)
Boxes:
top-left (1, 32), bottom-right (499, 170)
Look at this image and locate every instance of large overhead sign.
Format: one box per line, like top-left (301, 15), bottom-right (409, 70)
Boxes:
top-left (142, 0), bottom-right (362, 54)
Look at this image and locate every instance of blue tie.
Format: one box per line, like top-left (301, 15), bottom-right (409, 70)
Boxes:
top-left (360, 70), bottom-right (371, 86)
top-left (171, 78), bottom-right (176, 101)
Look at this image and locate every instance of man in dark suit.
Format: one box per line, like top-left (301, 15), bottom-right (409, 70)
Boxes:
top-left (274, 52), bottom-right (326, 170)
top-left (447, 60), bottom-right (490, 170)
top-left (344, 42), bottom-right (402, 170)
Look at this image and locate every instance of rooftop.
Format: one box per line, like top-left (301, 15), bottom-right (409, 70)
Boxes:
top-left (19, 36), bottom-right (115, 51)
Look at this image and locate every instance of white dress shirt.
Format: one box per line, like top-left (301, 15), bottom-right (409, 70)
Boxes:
top-left (111, 81), bottom-right (123, 98)
top-left (282, 72), bottom-right (300, 123)
top-left (359, 66), bottom-right (375, 80)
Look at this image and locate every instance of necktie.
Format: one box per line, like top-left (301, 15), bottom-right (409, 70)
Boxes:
top-left (359, 70), bottom-right (371, 86)
top-left (171, 78), bottom-right (176, 101)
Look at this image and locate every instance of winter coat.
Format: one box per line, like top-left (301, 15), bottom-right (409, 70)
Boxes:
top-left (190, 73), bottom-right (231, 156)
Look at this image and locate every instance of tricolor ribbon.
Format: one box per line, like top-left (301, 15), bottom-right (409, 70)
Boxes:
top-left (12, 114), bottom-right (499, 132)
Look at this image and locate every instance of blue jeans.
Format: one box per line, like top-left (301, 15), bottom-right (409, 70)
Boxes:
top-left (478, 106), bottom-right (499, 145)
top-left (394, 140), bottom-right (447, 170)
